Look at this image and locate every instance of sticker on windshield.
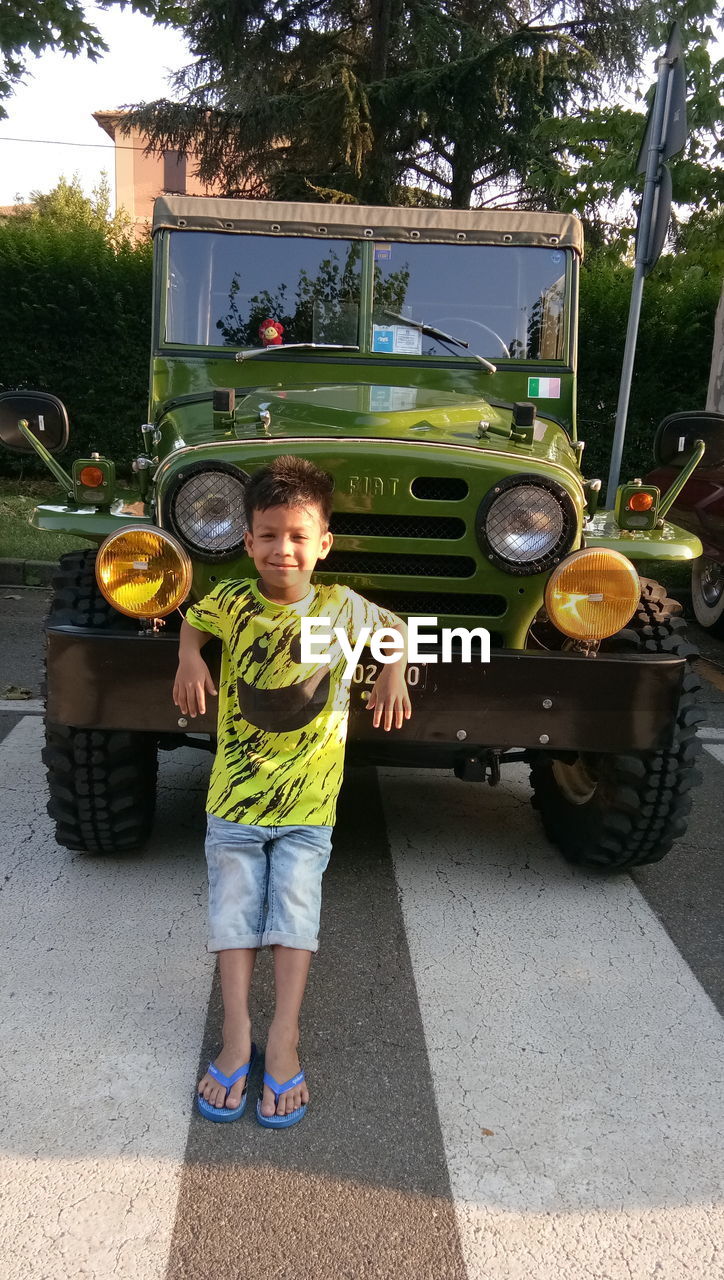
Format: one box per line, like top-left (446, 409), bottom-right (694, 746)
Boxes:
top-left (372, 324), bottom-right (422, 355)
top-left (372, 325), bottom-right (394, 352)
top-left (393, 326), bottom-right (422, 355)
top-left (528, 376), bottom-right (561, 398)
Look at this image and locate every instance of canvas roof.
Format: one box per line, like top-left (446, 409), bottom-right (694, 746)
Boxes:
top-left (152, 195), bottom-right (583, 254)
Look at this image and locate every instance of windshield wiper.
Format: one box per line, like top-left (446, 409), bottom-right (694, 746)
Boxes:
top-left (235, 343), bottom-right (359, 362)
top-left (382, 309), bottom-right (496, 373)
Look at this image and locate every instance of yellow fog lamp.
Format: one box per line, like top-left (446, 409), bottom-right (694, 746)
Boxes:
top-left (545, 548), bottom-right (640, 641)
top-left (96, 525), bottom-right (192, 618)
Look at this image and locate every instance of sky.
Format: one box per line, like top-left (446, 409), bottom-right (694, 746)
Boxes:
top-left (0, 8), bottom-right (721, 210)
top-left (0, 5), bottom-right (191, 205)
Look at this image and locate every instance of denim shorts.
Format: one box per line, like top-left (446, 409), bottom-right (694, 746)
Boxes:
top-left (204, 813), bottom-right (334, 953)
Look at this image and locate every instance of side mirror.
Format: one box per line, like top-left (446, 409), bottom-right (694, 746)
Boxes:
top-left (653, 410), bottom-right (724, 470)
top-left (0, 390), bottom-right (69, 454)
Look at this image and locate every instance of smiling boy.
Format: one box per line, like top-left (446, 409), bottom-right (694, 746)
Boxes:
top-left (173, 455), bottom-right (410, 1128)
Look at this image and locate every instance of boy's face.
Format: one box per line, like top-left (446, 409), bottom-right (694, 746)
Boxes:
top-left (244, 503), bottom-right (333, 600)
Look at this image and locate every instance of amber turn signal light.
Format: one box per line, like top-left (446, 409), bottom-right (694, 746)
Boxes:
top-left (545, 548), bottom-right (640, 641)
top-left (627, 491), bottom-right (654, 511)
top-left (96, 525), bottom-right (192, 618)
top-left (78, 465), bottom-right (105, 488)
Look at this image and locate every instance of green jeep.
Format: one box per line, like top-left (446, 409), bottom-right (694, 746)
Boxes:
top-left (0, 195), bottom-right (713, 870)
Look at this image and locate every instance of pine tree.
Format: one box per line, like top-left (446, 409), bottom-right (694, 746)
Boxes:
top-left (124, 0), bottom-right (722, 211)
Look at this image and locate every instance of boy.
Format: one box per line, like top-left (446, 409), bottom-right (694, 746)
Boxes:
top-left (173, 455), bottom-right (411, 1129)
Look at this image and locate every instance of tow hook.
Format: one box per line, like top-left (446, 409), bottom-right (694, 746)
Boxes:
top-left (454, 750), bottom-right (501, 786)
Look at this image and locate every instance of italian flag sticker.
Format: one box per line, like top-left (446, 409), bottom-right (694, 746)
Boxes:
top-left (528, 376), bottom-right (561, 398)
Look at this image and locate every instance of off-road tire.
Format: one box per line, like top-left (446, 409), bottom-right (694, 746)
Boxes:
top-left (530, 578), bottom-right (704, 871)
top-left (42, 550), bottom-right (158, 855)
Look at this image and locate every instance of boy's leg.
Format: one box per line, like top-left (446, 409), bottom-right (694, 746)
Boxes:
top-left (260, 946), bottom-right (313, 1118)
top-left (198, 947), bottom-right (258, 1110)
top-left (259, 824), bottom-right (334, 1118)
top-left (200, 816), bottom-right (269, 1110)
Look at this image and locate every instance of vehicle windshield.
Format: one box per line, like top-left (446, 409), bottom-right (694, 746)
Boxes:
top-left (166, 232), bottom-right (362, 348)
top-left (371, 241), bottom-right (565, 360)
top-left (165, 231), bottom-right (567, 360)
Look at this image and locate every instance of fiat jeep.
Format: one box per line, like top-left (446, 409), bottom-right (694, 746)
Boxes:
top-left (0, 195), bottom-right (715, 869)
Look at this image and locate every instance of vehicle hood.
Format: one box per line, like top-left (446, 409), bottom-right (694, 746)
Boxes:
top-left (162, 382), bottom-right (578, 472)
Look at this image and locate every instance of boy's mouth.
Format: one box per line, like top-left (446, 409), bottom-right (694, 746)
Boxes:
top-left (237, 667), bottom-right (330, 731)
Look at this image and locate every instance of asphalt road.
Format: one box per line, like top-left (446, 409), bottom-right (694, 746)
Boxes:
top-left (1, 586), bottom-right (723, 1279)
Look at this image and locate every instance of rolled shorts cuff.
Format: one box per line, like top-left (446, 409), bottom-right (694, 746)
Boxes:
top-left (261, 929), bottom-right (319, 952)
top-left (208, 933), bottom-right (263, 953)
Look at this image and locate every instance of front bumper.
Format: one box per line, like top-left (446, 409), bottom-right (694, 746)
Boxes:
top-left (46, 626), bottom-right (685, 754)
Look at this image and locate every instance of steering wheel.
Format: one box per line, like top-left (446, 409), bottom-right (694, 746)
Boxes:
top-left (437, 317), bottom-right (511, 358)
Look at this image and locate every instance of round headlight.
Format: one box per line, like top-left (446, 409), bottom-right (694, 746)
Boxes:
top-left (545, 548), bottom-right (640, 640)
top-left (167, 463), bottom-right (249, 560)
top-left (476, 476), bottom-right (576, 575)
top-left (96, 525), bottom-right (192, 618)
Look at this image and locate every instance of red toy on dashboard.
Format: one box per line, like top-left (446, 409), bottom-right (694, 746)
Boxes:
top-left (259, 318), bottom-right (284, 346)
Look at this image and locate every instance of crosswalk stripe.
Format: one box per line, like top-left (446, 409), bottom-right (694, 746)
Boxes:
top-left (703, 742), bottom-right (724, 766)
top-left (0, 717), bottom-right (214, 1280)
top-left (697, 726), bottom-right (724, 741)
top-left (377, 763), bottom-right (724, 1280)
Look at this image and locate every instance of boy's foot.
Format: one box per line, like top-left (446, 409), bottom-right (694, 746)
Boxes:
top-left (198, 1026), bottom-right (253, 1110)
top-left (260, 1025), bottom-right (310, 1118)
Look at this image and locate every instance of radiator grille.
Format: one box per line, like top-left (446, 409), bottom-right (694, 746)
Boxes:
top-left (411, 477), bottom-right (469, 501)
top-left (360, 590), bottom-right (506, 617)
top-left (331, 513), bottom-right (464, 539)
top-left (322, 551), bottom-right (476, 578)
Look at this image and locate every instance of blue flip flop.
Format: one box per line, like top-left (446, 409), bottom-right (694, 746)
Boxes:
top-left (256, 1066), bottom-right (308, 1129)
top-left (196, 1043), bottom-right (258, 1122)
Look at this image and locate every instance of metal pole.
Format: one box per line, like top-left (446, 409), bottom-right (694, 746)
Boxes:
top-left (605, 266), bottom-right (645, 505)
top-left (605, 55), bottom-right (671, 507)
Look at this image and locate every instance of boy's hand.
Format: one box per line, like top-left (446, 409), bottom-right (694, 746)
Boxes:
top-left (173, 655), bottom-right (218, 718)
top-left (366, 664), bottom-right (412, 731)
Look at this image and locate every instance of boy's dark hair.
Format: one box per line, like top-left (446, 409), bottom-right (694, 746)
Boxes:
top-left (244, 455), bottom-right (334, 529)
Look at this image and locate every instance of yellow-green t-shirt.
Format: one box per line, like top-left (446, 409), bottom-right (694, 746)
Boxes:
top-left (185, 578), bottom-right (403, 826)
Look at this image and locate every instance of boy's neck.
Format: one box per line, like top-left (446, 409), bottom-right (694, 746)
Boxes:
top-left (257, 575), bottom-right (315, 606)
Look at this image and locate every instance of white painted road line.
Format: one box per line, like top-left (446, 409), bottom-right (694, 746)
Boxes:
top-left (703, 742), bottom-right (724, 767)
top-left (697, 727), bottom-right (724, 742)
top-left (379, 764), bottom-right (724, 1280)
top-left (0, 717), bottom-right (213, 1280)
top-left (0, 700), bottom-right (43, 713)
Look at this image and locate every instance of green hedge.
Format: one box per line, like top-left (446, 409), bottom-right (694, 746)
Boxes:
top-left (578, 254), bottom-right (721, 481)
top-left (0, 219), bottom-right (152, 477)
top-left (0, 216), bottom-right (719, 484)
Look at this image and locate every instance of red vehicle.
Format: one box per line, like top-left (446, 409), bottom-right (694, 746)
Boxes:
top-left (648, 410), bottom-right (724, 636)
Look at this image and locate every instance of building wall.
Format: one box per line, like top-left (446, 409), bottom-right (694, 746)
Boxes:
top-left (93, 112), bottom-right (221, 239)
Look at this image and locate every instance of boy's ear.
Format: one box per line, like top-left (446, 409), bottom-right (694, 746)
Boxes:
top-left (243, 527), bottom-right (254, 554)
top-left (316, 529), bottom-right (333, 559)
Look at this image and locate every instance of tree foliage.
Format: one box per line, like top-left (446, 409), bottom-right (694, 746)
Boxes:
top-left (16, 173), bottom-right (135, 250)
top-left (0, 0), bottom-right (187, 119)
top-left (125, 0), bottom-right (723, 212)
top-left (529, 22), bottom-right (724, 242)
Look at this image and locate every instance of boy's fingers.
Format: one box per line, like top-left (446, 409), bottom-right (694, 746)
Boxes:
top-left (173, 681), bottom-right (187, 714)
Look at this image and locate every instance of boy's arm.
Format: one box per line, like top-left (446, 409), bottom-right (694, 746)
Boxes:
top-left (366, 620), bottom-right (412, 732)
top-left (173, 618), bottom-right (218, 718)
